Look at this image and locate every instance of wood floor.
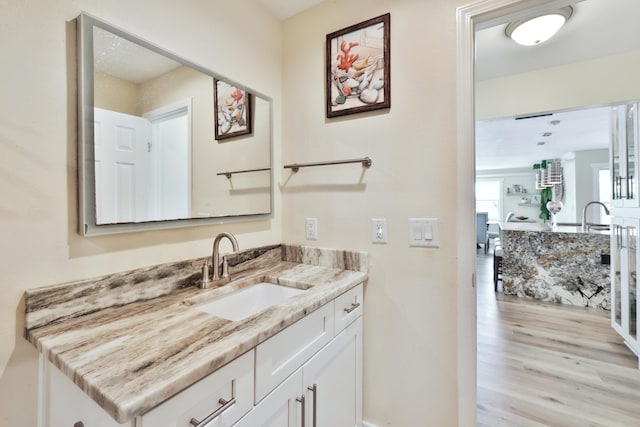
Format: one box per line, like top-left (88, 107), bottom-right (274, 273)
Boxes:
top-left (476, 251), bottom-right (640, 427)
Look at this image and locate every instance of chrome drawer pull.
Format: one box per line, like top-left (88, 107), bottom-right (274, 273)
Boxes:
top-left (307, 384), bottom-right (317, 427)
top-left (344, 302), bottom-right (361, 314)
top-left (189, 396), bottom-right (236, 426)
top-left (296, 394), bottom-right (306, 427)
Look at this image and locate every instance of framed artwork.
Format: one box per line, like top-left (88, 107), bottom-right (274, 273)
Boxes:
top-left (214, 79), bottom-right (252, 140)
top-left (326, 13), bottom-right (390, 118)
top-left (512, 184), bottom-right (522, 193)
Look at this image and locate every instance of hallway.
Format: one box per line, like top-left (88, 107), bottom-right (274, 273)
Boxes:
top-left (476, 251), bottom-right (640, 426)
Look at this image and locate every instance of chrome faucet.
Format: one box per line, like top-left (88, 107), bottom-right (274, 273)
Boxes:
top-left (201, 232), bottom-right (239, 288)
top-left (581, 201), bottom-right (610, 232)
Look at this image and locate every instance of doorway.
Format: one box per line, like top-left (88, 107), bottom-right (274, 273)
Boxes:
top-left (457, 0), bottom-right (589, 424)
top-left (457, 0), bottom-right (640, 424)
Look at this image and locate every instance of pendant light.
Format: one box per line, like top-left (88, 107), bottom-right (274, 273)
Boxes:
top-left (505, 7), bottom-right (573, 46)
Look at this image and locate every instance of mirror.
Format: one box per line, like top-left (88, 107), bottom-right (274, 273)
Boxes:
top-left (77, 13), bottom-right (272, 235)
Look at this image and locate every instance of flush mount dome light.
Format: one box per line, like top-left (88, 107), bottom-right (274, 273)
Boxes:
top-left (505, 7), bottom-right (573, 46)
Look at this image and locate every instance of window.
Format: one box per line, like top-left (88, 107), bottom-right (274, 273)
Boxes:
top-left (593, 165), bottom-right (611, 224)
top-left (476, 179), bottom-right (502, 221)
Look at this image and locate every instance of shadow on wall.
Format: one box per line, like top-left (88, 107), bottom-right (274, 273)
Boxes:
top-left (0, 293), bottom-right (39, 426)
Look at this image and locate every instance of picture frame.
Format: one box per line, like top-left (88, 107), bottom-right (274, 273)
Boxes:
top-left (214, 79), bottom-right (252, 140)
top-left (512, 184), bottom-right (522, 193)
top-left (326, 13), bottom-right (390, 118)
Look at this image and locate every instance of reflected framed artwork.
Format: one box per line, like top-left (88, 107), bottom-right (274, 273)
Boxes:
top-left (214, 79), bottom-right (253, 140)
top-left (326, 13), bottom-right (391, 118)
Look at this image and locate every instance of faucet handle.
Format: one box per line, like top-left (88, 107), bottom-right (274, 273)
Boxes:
top-left (201, 260), bottom-right (210, 288)
top-left (220, 255), bottom-right (229, 279)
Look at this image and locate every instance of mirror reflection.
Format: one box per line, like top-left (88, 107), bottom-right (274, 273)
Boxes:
top-left (79, 14), bottom-right (272, 234)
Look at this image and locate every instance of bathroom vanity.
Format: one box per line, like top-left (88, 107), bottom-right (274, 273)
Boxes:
top-left (25, 245), bottom-right (367, 426)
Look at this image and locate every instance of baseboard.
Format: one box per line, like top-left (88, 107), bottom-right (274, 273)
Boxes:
top-left (363, 421), bottom-right (380, 427)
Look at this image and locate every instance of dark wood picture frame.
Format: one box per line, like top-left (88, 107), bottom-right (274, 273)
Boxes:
top-left (326, 13), bottom-right (390, 118)
top-left (214, 79), bottom-right (252, 140)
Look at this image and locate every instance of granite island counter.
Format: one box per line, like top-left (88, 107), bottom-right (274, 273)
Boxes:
top-left (499, 222), bottom-right (611, 309)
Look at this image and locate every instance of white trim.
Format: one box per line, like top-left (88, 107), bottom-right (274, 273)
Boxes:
top-left (362, 422), bottom-right (380, 427)
top-left (456, 0), bottom-right (573, 424)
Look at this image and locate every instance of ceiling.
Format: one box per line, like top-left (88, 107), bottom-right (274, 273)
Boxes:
top-left (475, 0), bottom-right (640, 171)
top-left (258, 0), bottom-right (325, 19)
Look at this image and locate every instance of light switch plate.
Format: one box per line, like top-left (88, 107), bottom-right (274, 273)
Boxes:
top-left (408, 218), bottom-right (439, 247)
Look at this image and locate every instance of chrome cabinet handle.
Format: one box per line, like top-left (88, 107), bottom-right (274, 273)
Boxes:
top-left (344, 302), bottom-right (361, 314)
top-left (307, 384), bottom-right (317, 427)
top-left (296, 394), bottom-right (306, 427)
top-left (189, 396), bottom-right (236, 426)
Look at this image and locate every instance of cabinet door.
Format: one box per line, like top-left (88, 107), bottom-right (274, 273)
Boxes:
top-left (302, 317), bottom-right (362, 427)
top-left (612, 218), bottom-right (624, 333)
top-left (137, 351), bottom-right (254, 427)
top-left (611, 103), bottom-right (640, 207)
top-left (255, 302), bottom-right (334, 403)
top-left (627, 219), bottom-right (638, 349)
top-left (233, 370), bottom-right (303, 427)
top-left (611, 217), bottom-right (640, 356)
top-left (42, 357), bottom-right (130, 427)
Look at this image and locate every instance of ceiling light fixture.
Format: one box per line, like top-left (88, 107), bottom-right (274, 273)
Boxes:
top-left (505, 7), bottom-right (573, 46)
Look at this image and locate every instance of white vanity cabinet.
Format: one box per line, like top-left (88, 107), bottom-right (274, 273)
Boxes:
top-left (611, 217), bottom-right (640, 363)
top-left (39, 283), bottom-right (364, 427)
top-left (239, 283), bottom-right (363, 427)
top-left (40, 358), bottom-right (128, 427)
top-left (137, 350), bottom-right (255, 427)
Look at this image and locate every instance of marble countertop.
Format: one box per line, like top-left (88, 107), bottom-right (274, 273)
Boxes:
top-left (500, 221), bottom-right (610, 235)
top-left (24, 245), bottom-right (367, 423)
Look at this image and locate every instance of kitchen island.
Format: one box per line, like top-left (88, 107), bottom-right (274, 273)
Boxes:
top-left (500, 222), bottom-right (611, 309)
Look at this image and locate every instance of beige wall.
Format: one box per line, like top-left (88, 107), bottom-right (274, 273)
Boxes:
top-left (281, 0), bottom-right (466, 424)
top-left (139, 66), bottom-right (271, 217)
top-left (0, 1), bottom-right (282, 426)
top-left (94, 71), bottom-right (142, 116)
top-left (477, 49), bottom-right (640, 120)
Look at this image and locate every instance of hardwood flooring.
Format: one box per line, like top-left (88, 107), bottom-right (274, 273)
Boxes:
top-left (476, 251), bottom-right (640, 426)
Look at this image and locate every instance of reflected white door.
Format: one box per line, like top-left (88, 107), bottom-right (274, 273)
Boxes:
top-left (94, 108), bottom-right (150, 224)
top-left (147, 106), bottom-right (191, 221)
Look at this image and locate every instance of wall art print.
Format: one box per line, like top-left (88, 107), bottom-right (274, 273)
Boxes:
top-left (326, 13), bottom-right (390, 118)
top-left (214, 79), bottom-right (252, 140)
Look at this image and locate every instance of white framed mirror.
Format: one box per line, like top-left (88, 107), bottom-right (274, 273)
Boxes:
top-left (77, 13), bottom-right (273, 236)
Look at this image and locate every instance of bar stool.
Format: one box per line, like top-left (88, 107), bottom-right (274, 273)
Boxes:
top-left (493, 239), bottom-right (503, 292)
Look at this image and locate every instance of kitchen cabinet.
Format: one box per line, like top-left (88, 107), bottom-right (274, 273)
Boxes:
top-left (611, 217), bottom-right (639, 364)
top-left (611, 103), bottom-right (640, 208)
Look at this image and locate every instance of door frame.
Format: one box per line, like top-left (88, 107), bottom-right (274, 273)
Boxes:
top-left (455, 0), bottom-right (578, 424)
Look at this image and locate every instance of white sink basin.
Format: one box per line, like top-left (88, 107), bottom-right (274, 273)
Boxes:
top-left (195, 282), bottom-right (306, 321)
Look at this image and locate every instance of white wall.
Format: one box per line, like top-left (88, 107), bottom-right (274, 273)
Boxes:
top-left (0, 1), bottom-right (282, 426)
top-left (281, 1), bottom-right (466, 424)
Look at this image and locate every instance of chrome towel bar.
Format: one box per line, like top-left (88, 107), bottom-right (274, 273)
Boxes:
top-left (284, 157), bottom-right (372, 173)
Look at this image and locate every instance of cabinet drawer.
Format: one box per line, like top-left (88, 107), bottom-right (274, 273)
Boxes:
top-left (137, 350), bottom-right (254, 427)
top-left (255, 302), bottom-right (334, 403)
top-left (334, 283), bottom-right (363, 335)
